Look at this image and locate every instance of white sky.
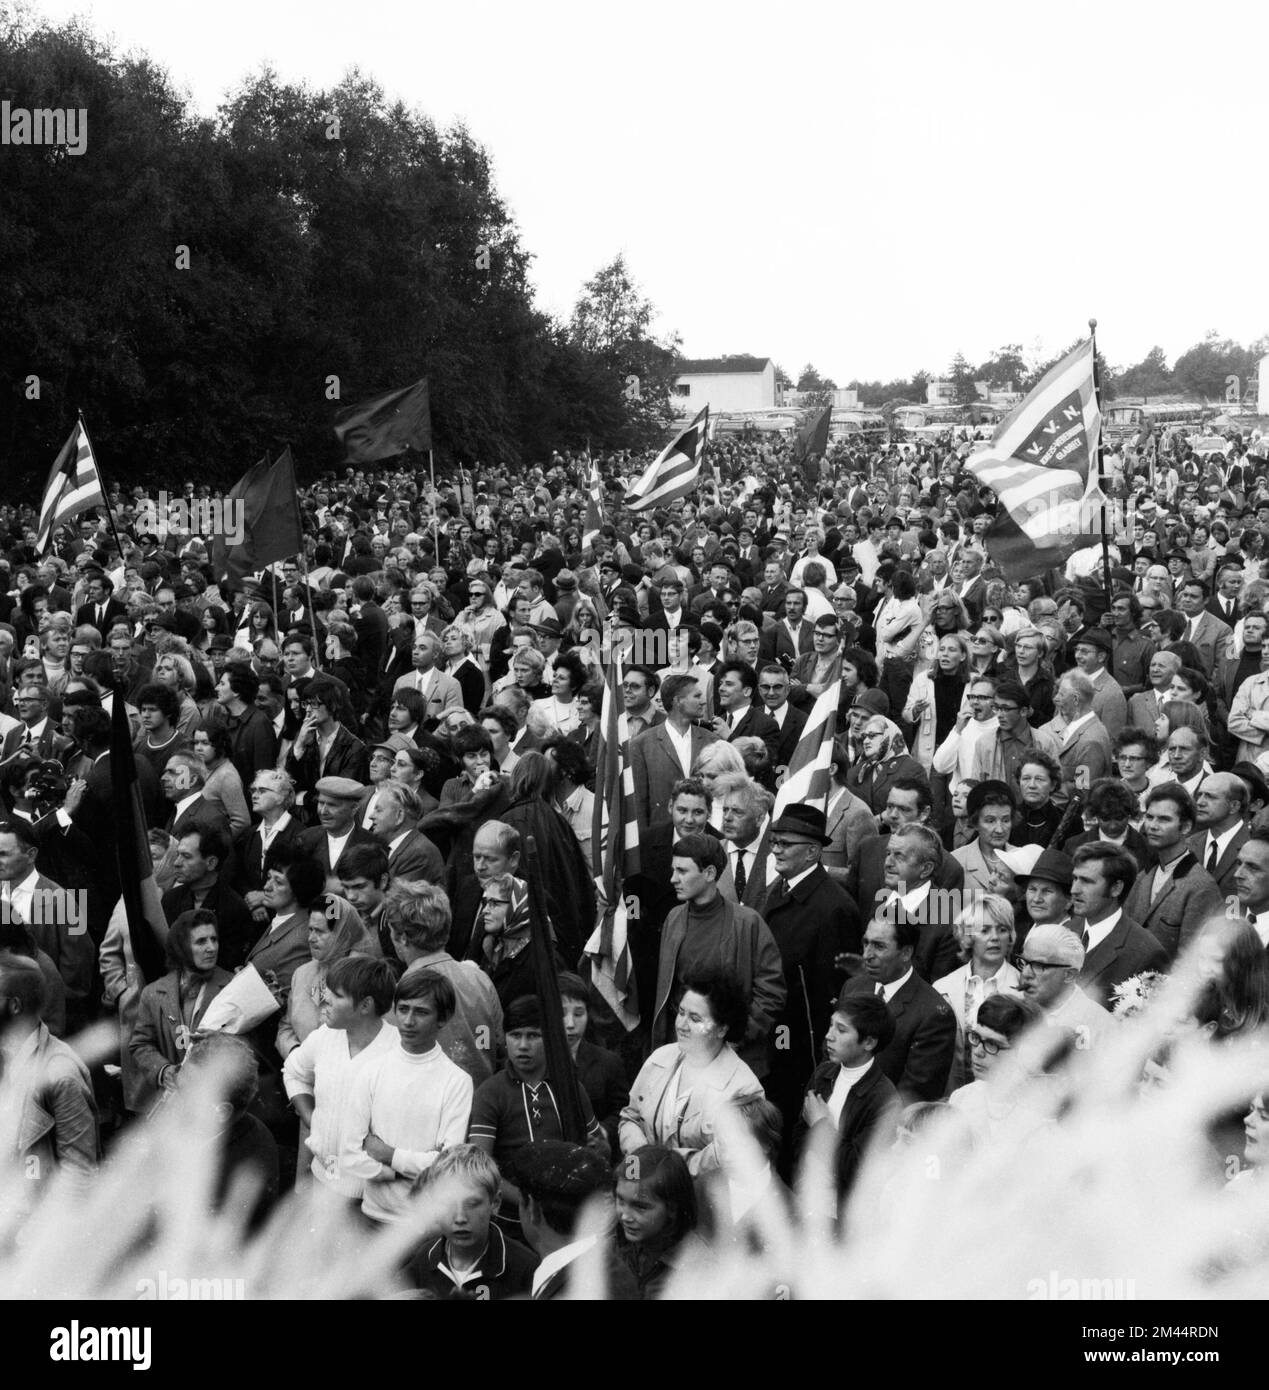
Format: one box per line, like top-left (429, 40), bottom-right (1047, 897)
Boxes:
top-left (26, 0), bottom-right (1269, 381)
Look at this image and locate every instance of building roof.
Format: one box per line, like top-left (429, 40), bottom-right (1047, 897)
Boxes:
top-left (676, 356), bottom-right (773, 376)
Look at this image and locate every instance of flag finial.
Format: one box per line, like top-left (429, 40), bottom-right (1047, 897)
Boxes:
top-left (1088, 318), bottom-right (1097, 333)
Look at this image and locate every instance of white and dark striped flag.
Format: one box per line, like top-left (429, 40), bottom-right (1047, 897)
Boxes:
top-left (36, 418), bottom-right (106, 553)
top-left (583, 653), bottom-right (641, 1029)
top-left (623, 406), bottom-right (709, 512)
top-left (768, 678), bottom-right (842, 883)
top-left (582, 457), bottom-right (605, 548)
top-left (965, 339), bottom-right (1103, 581)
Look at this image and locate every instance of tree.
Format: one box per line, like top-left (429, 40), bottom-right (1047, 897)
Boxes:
top-left (568, 254), bottom-right (681, 448)
top-left (976, 344), bottom-right (1027, 392)
top-left (1115, 346), bottom-right (1171, 399)
top-left (1023, 342), bottom-right (1117, 402)
top-left (1171, 332), bottom-right (1256, 403)
top-left (796, 363), bottom-right (837, 406)
top-left (948, 353), bottom-right (979, 405)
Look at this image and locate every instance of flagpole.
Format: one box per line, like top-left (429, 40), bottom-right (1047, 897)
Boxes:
top-left (1087, 320), bottom-right (1114, 612)
top-left (428, 449), bottom-right (441, 561)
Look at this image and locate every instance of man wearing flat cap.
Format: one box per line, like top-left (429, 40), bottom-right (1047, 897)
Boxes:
top-left (1068, 627), bottom-right (1128, 740)
top-left (511, 1141), bottom-right (638, 1300)
top-left (760, 805), bottom-right (861, 1171)
top-left (298, 776), bottom-right (379, 887)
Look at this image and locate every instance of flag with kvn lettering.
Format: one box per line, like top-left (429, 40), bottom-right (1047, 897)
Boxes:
top-left (768, 678), bottom-right (841, 883)
top-left (965, 340), bottom-right (1103, 581)
top-left (624, 407), bottom-right (708, 512)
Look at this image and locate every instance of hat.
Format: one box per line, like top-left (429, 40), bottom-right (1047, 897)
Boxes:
top-left (965, 779), bottom-right (1015, 821)
top-left (507, 1140), bottom-right (613, 1208)
top-left (1014, 848), bottom-right (1074, 890)
top-left (655, 568), bottom-right (683, 590)
top-left (613, 601), bottom-right (642, 627)
top-left (850, 689), bottom-right (891, 717)
top-left (1072, 627), bottom-right (1112, 656)
top-left (621, 564), bottom-right (644, 586)
top-left (534, 615), bottom-right (562, 638)
top-left (1232, 762), bottom-right (1269, 810)
top-left (372, 734), bottom-right (414, 757)
top-left (554, 570), bottom-right (578, 592)
top-left (314, 776), bottom-right (365, 800)
top-left (209, 635), bottom-right (234, 652)
top-left (769, 805), bottom-right (831, 845)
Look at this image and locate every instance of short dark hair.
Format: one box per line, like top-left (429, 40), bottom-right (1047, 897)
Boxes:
top-left (338, 841), bottom-right (390, 884)
top-left (393, 967), bottom-right (457, 1024)
top-left (179, 823), bottom-right (231, 866)
top-left (224, 666), bottom-right (260, 703)
top-left (834, 993), bottom-right (896, 1051)
top-left (1086, 778), bottom-right (1138, 822)
top-left (887, 776), bottom-right (932, 813)
top-left (136, 682), bottom-right (179, 722)
top-left (327, 954), bottom-right (398, 1014)
top-left (478, 704), bottom-right (518, 740)
top-left (1143, 783), bottom-right (1197, 827)
top-left (678, 966), bottom-right (749, 1043)
top-left (452, 725), bottom-right (495, 757)
top-left (670, 777), bottom-right (711, 807)
top-left (660, 673), bottom-right (702, 713)
top-left (993, 679), bottom-right (1030, 709)
top-left (841, 647), bottom-right (878, 687)
top-left (1071, 843), bottom-right (1136, 901)
top-left (545, 736), bottom-right (590, 786)
top-left (671, 832), bottom-right (726, 878)
top-left (717, 659), bottom-right (757, 698)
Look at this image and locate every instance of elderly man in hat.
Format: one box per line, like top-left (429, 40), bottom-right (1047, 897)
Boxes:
top-left (1068, 627), bottom-right (1128, 739)
top-left (1014, 848), bottom-right (1075, 949)
top-left (759, 804), bottom-right (861, 1165)
top-left (298, 776), bottom-right (380, 888)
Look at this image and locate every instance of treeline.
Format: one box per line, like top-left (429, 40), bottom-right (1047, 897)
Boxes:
top-left (0, 15), bottom-right (674, 490)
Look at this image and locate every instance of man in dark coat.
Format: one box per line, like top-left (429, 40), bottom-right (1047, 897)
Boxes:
top-left (759, 805), bottom-right (859, 1166)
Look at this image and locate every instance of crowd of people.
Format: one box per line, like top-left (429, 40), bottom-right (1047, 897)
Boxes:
top-left (2, 417), bottom-right (1269, 1298)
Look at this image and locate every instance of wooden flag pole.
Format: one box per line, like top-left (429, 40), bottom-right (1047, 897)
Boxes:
top-left (77, 412), bottom-right (133, 580)
top-left (428, 449), bottom-right (441, 561)
top-left (1087, 319), bottom-right (1115, 614)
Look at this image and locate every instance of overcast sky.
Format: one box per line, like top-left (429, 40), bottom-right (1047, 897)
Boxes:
top-left (29, 0), bottom-right (1269, 381)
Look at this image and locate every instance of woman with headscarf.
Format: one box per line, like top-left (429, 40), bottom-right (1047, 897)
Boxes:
top-left (276, 893), bottom-right (373, 1058)
top-left (845, 715), bottom-right (927, 816)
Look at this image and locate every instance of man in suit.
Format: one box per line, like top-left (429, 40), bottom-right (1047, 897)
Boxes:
top-left (1069, 629), bottom-right (1128, 739)
top-left (1176, 577), bottom-right (1232, 678)
top-left (846, 777), bottom-right (965, 919)
top-left (1187, 772), bottom-right (1251, 896)
top-left (757, 560), bottom-right (790, 615)
top-left (717, 775), bottom-right (773, 911)
top-left (1061, 778), bottom-right (1157, 872)
top-left (1127, 650), bottom-right (1181, 733)
top-left (758, 588), bottom-right (814, 668)
top-left (1232, 830), bottom-right (1269, 952)
top-left (1123, 783), bottom-right (1225, 962)
top-left (392, 631), bottom-right (463, 722)
top-left (162, 825), bottom-right (257, 970)
top-left (956, 548), bottom-right (989, 627)
top-left (161, 752), bottom-right (233, 841)
top-left (285, 675), bottom-right (371, 815)
top-left (297, 777), bottom-right (381, 887)
top-left (710, 660), bottom-right (780, 765)
top-left (760, 805), bottom-right (860, 1161)
top-left (1050, 671), bottom-right (1114, 803)
top-left (73, 571), bottom-right (127, 638)
top-left (843, 915), bottom-right (956, 1103)
top-left (629, 672), bottom-right (717, 832)
top-left (869, 825), bottom-right (963, 983)
top-left (1206, 561), bottom-right (1244, 629)
top-left (1069, 842), bottom-right (1170, 1007)
top-left (1, 683), bottom-right (74, 769)
top-left (621, 666), bottom-right (664, 739)
top-left (368, 782), bottom-right (444, 884)
top-left (756, 663), bottom-right (807, 771)
top-left (350, 575), bottom-right (389, 679)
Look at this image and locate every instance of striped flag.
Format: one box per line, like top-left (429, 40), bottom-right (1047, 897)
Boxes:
top-left (36, 419), bottom-right (106, 553)
top-left (582, 457), bottom-right (605, 548)
top-left (623, 406), bottom-right (709, 512)
top-left (769, 679), bottom-right (841, 883)
top-left (966, 340), bottom-right (1103, 581)
top-left (583, 653), bottom-right (640, 1029)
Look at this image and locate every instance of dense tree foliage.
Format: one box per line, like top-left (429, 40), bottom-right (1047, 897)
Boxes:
top-left (0, 13), bottom-right (675, 489)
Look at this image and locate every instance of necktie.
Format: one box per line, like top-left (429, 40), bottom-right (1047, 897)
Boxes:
top-left (1207, 840), bottom-right (1219, 875)
top-left (734, 851), bottom-right (748, 900)
top-left (875, 982), bottom-right (884, 997)
top-left (1080, 929), bottom-right (1090, 950)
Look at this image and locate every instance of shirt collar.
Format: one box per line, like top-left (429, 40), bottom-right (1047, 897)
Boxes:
top-left (881, 967), bottom-right (914, 1003)
top-left (532, 1234), bottom-right (599, 1297)
top-left (1083, 906), bottom-right (1122, 954)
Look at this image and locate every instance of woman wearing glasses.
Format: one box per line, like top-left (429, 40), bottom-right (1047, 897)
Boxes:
top-left (966, 625), bottom-right (1005, 680)
top-left (913, 592), bottom-right (970, 677)
top-left (846, 717), bottom-right (926, 817)
top-left (947, 993), bottom-right (1052, 1143)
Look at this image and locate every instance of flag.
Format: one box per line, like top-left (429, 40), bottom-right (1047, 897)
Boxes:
top-left (792, 403), bottom-right (832, 463)
top-left (36, 419), bottom-right (105, 552)
top-left (966, 340), bottom-right (1103, 581)
top-left (769, 679), bottom-right (841, 883)
top-left (109, 692), bottom-right (168, 984)
top-left (624, 407), bottom-right (708, 512)
top-left (333, 378), bottom-right (432, 463)
top-left (583, 458), bottom-right (605, 548)
top-left (211, 450), bottom-right (305, 583)
top-left (583, 654), bottom-right (640, 1029)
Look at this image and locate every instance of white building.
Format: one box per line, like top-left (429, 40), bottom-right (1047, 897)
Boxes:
top-left (672, 356), bottom-right (778, 415)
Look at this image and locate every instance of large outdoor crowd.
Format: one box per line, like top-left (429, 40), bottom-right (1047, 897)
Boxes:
top-left (2, 420), bottom-right (1269, 1299)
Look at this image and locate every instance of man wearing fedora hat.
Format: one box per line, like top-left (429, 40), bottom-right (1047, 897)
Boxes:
top-left (1013, 848), bottom-right (1075, 950)
top-left (760, 804), bottom-right (861, 1168)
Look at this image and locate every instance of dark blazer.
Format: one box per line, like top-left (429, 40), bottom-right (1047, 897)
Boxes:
top-left (235, 814), bottom-right (304, 895)
top-left (1063, 827), bottom-right (1157, 874)
top-left (759, 619), bottom-right (814, 668)
top-left (532, 1240), bottom-right (640, 1301)
top-left (759, 865), bottom-right (859, 1124)
top-left (1076, 911), bottom-right (1170, 1007)
top-left (846, 832), bottom-right (965, 930)
top-left (844, 971), bottom-right (956, 1103)
top-left (725, 705), bottom-right (780, 765)
top-left (718, 825), bottom-right (774, 911)
top-left (168, 794), bottom-right (233, 842)
top-left (408, 1224), bottom-right (538, 1300)
top-left (1185, 825), bottom-right (1250, 897)
top-left (1056, 715), bottom-right (1114, 797)
top-left (845, 754), bottom-right (929, 817)
top-left (297, 823), bottom-right (381, 880)
top-left (161, 878), bottom-right (257, 972)
top-left (873, 889), bottom-right (963, 984)
top-left (129, 967), bottom-right (233, 1113)
top-left (285, 725), bottom-right (371, 809)
top-left (352, 601), bottom-right (390, 680)
top-left (574, 1038), bottom-right (630, 1154)
top-left (630, 722), bottom-right (718, 830)
top-left (74, 597), bottom-right (128, 637)
top-left (1122, 851), bottom-right (1224, 961)
top-left (768, 703), bottom-right (808, 770)
top-left (244, 908), bottom-right (311, 995)
top-left (384, 828), bottom-right (446, 884)
top-left (793, 1057), bottom-right (901, 1200)
top-left (0, 720), bottom-right (74, 767)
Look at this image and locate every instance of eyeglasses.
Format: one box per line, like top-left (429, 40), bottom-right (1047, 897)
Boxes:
top-left (966, 1030), bottom-right (1010, 1055)
top-left (970, 635), bottom-right (993, 644)
top-left (992, 703), bottom-right (1019, 714)
top-left (1015, 957), bottom-right (1067, 973)
top-left (862, 731), bottom-right (886, 741)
